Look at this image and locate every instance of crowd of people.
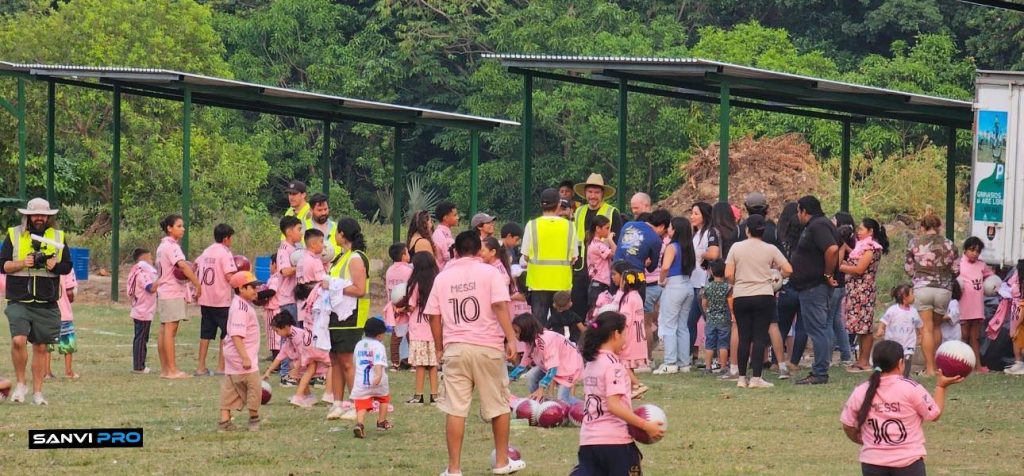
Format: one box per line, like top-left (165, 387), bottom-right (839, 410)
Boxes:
top-left (3, 171), bottom-right (1024, 475)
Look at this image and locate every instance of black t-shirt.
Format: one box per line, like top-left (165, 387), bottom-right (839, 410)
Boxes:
top-left (547, 309), bottom-right (584, 343)
top-left (789, 216), bottom-right (838, 291)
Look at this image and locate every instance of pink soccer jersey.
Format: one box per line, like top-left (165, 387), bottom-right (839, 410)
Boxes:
top-left (280, 325), bottom-right (330, 368)
top-left (197, 242), bottom-right (238, 308)
top-left (432, 224), bottom-right (455, 269)
top-left (222, 295), bottom-right (261, 375)
top-left (616, 291), bottom-right (648, 362)
top-left (406, 286), bottom-right (433, 342)
top-left (840, 375), bottom-right (940, 468)
top-left (57, 272), bottom-right (77, 322)
top-left (587, 239), bottom-right (613, 286)
top-left (384, 262), bottom-right (413, 326)
top-left (423, 257), bottom-right (510, 351)
top-left (957, 256), bottom-right (993, 321)
top-left (579, 350), bottom-right (633, 446)
top-left (521, 329), bottom-right (583, 387)
top-left (156, 236), bottom-right (188, 299)
top-left (127, 262), bottom-right (158, 321)
top-left (297, 249), bottom-right (326, 285)
top-left (275, 241), bottom-right (298, 305)
top-left (489, 259), bottom-right (531, 317)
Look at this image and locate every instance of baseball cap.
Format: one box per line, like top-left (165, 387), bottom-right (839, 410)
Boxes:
top-left (285, 180), bottom-right (307, 194)
top-left (539, 188), bottom-right (560, 206)
top-left (744, 192), bottom-right (767, 210)
top-left (746, 214), bottom-right (767, 235)
top-left (363, 317), bottom-right (387, 337)
top-left (471, 212), bottom-right (495, 229)
top-left (229, 271), bottom-right (262, 289)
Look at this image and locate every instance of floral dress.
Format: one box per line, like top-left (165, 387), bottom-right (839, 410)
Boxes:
top-left (844, 240), bottom-right (882, 335)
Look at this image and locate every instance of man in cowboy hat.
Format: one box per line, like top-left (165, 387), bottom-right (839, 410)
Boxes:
top-left (1, 198), bottom-right (73, 405)
top-left (571, 173), bottom-right (624, 319)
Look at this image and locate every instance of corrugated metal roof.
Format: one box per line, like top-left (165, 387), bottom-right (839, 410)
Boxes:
top-left (483, 54), bottom-right (972, 127)
top-left (0, 61), bottom-right (518, 129)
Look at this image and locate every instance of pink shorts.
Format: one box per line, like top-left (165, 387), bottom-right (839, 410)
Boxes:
top-left (300, 347), bottom-right (331, 369)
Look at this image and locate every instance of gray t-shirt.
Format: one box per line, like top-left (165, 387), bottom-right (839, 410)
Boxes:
top-left (725, 239), bottom-right (789, 298)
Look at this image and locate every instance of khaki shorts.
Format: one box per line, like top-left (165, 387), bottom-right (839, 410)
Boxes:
top-left (437, 343), bottom-right (510, 420)
top-left (220, 372), bottom-right (261, 412)
top-left (158, 298), bottom-right (189, 323)
top-left (913, 287), bottom-right (951, 316)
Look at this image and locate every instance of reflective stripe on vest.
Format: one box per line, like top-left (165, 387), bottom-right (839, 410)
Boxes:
top-left (525, 217), bottom-right (573, 291)
top-left (328, 249), bottom-right (370, 329)
top-left (7, 226), bottom-right (65, 278)
top-left (573, 203), bottom-right (615, 271)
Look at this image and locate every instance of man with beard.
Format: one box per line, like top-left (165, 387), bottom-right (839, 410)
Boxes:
top-left (308, 193), bottom-right (336, 257)
top-left (1, 198), bottom-right (73, 405)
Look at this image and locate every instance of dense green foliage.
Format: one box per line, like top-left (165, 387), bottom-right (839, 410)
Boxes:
top-left (1, 0), bottom-right (1020, 237)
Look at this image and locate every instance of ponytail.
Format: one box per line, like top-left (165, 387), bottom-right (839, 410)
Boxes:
top-left (580, 311), bottom-right (626, 362)
top-left (862, 218), bottom-right (889, 254)
top-left (337, 218), bottom-right (366, 251)
top-left (855, 341), bottom-right (904, 429)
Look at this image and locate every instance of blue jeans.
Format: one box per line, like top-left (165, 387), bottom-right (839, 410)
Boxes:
top-left (525, 366), bottom-right (577, 404)
top-left (657, 276), bottom-right (693, 366)
top-left (795, 284), bottom-right (833, 377)
top-left (830, 287), bottom-right (852, 362)
top-left (279, 303), bottom-right (298, 377)
top-left (687, 287), bottom-right (703, 349)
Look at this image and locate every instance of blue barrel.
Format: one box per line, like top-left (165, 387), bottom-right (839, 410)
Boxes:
top-left (254, 255), bottom-right (272, 283)
top-left (69, 247), bottom-right (89, 281)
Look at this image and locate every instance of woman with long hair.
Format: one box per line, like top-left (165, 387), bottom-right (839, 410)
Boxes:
top-left (710, 201), bottom-right (739, 258)
top-left (776, 202), bottom-right (803, 376)
top-left (687, 202), bottom-right (718, 363)
top-left (653, 217), bottom-right (696, 374)
top-left (406, 210), bottom-right (436, 258)
top-left (830, 212), bottom-right (856, 365)
top-left (326, 218), bottom-right (370, 420)
top-left (842, 218), bottom-right (890, 372)
top-left (904, 208), bottom-right (959, 376)
top-left (401, 251), bottom-right (440, 404)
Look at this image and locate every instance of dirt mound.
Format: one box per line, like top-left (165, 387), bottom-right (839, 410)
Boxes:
top-left (658, 134), bottom-right (823, 219)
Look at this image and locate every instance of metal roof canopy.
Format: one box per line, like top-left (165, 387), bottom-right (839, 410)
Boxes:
top-left (0, 61), bottom-right (517, 301)
top-left (485, 54), bottom-right (971, 239)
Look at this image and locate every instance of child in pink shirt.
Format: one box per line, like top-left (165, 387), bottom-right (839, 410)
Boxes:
top-left (275, 216), bottom-right (302, 320)
top-left (263, 312), bottom-right (332, 408)
top-left (263, 257), bottom-right (282, 358)
top-left (482, 237), bottom-right (532, 317)
top-left (383, 243), bottom-right (412, 368)
top-left (127, 248), bottom-right (159, 373)
top-left (956, 237), bottom-right (993, 371)
top-left (574, 311), bottom-right (664, 475)
top-left (296, 229), bottom-right (328, 329)
top-left (219, 271), bottom-right (263, 432)
top-left (586, 216), bottom-right (616, 307)
top-left (49, 272), bottom-right (79, 379)
top-left (610, 261), bottom-right (649, 398)
top-left (840, 340), bottom-right (962, 475)
top-left (196, 224), bottom-right (239, 376)
top-left (402, 251), bottom-right (439, 404)
top-left (508, 314), bottom-right (583, 404)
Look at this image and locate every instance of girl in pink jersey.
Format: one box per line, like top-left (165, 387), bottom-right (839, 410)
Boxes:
top-left (956, 237), bottom-right (993, 372)
top-left (127, 248), bottom-right (159, 373)
top-left (482, 237), bottom-right (531, 317)
top-left (840, 340), bottom-right (962, 476)
top-left (509, 313), bottom-right (583, 404)
top-left (572, 311), bottom-right (664, 476)
top-left (586, 215), bottom-right (616, 308)
top-left (610, 261), bottom-right (649, 399)
top-left (401, 251), bottom-right (440, 404)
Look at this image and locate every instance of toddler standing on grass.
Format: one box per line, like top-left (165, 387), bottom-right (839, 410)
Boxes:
top-left (875, 285), bottom-right (923, 378)
top-left (219, 271), bottom-right (263, 432)
top-left (47, 271), bottom-right (79, 381)
top-left (351, 318), bottom-right (392, 438)
top-left (701, 260), bottom-right (731, 374)
top-left (127, 248), bottom-right (159, 373)
top-left (956, 237), bottom-right (993, 372)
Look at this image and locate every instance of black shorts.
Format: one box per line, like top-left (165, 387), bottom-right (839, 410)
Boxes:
top-left (572, 443), bottom-right (643, 476)
top-left (329, 328), bottom-right (362, 354)
top-left (199, 306), bottom-right (229, 340)
top-left (861, 458), bottom-right (925, 476)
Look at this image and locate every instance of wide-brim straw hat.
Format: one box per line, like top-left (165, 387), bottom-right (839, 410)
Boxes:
top-left (17, 197), bottom-right (59, 216)
top-left (574, 173), bottom-right (616, 200)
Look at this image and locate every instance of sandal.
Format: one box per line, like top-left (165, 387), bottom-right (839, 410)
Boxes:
top-left (376, 420), bottom-right (394, 431)
top-left (846, 364), bottom-right (871, 373)
top-left (353, 423), bottom-right (365, 438)
top-left (406, 394), bottom-right (424, 404)
top-left (630, 384), bottom-right (649, 399)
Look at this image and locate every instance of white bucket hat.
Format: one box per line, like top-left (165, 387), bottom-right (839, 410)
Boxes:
top-left (17, 197), bottom-right (59, 216)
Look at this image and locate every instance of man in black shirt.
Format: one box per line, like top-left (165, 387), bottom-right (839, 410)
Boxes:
top-left (788, 196), bottom-right (839, 385)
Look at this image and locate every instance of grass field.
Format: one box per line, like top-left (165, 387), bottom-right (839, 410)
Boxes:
top-left (1, 303), bottom-right (1022, 475)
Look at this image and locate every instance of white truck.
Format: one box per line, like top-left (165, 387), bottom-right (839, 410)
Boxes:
top-left (972, 71), bottom-right (1023, 267)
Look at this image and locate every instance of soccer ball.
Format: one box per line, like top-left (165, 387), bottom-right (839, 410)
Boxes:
top-left (321, 244), bottom-right (337, 264)
top-left (172, 261), bottom-right (193, 281)
top-left (233, 255), bottom-right (252, 272)
top-left (390, 282), bottom-right (408, 305)
top-left (565, 401), bottom-right (585, 427)
top-left (770, 269), bottom-right (783, 293)
top-left (261, 380), bottom-right (272, 405)
top-left (534, 401), bottom-right (566, 428)
top-left (489, 446), bottom-right (522, 467)
top-left (627, 404), bottom-right (667, 444)
top-left (936, 340), bottom-right (976, 378)
top-left (514, 399), bottom-right (539, 422)
top-left (289, 249), bottom-right (304, 267)
top-left (0, 386), bottom-right (9, 400)
top-left (983, 275), bottom-right (1002, 297)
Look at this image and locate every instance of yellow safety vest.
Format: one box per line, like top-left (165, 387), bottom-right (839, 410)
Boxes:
top-left (281, 203), bottom-right (313, 241)
top-left (525, 217), bottom-right (574, 291)
top-left (6, 226), bottom-right (65, 279)
top-left (573, 202), bottom-right (616, 270)
top-left (328, 249), bottom-right (370, 329)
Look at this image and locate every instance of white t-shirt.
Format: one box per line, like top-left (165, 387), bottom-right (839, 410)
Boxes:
top-left (691, 228), bottom-right (711, 287)
top-left (350, 338), bottom-right (389, 399)
top-left (881, 304), bottom-right (923, 354)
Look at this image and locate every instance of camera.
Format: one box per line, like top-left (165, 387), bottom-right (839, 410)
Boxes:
top-left (28, 251), bottom-right (53, 269)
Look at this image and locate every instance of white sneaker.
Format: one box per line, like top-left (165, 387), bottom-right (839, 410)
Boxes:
top-left (652, 364), bottom-right (679, 375)
top-left (340, 408), bottom-right (357, 421)
top-left (492, 458), bottom-right (527, 474)
top-left (33, 392), bottom-right (48, 405)
top-left (321, 392), bottom-right (335, 404)
top-left (290, 395), bottom-right (314, 408)
top-left (11, 383), bottom-right (27, 403)
top-left (678, 365), bottom-right (691, 373)
top-left (439, 469), bottom-right (463, 476)
top-left (1005, 362), bottom-right (1024, 375)
top-left (737, 376), bottom-right (747, 388)
top-left (748, 377), bottom-right (775, 388)
top-left (634, 365), bottom-right (653, 374)
top-left (326, 404), bottom-right (345, 420)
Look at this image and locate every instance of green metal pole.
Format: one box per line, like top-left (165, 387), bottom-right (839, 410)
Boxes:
top-left (321, 120), bottom-right (331, 197)
top-left (17, 78), bottom-right (26, 203)
top-left (470, 130), bottom-right (480, 217)
top-left (46, 81), bottom-right (56, 205)
top-left (718, 80), bottom-right (730, 202)
top-left (617, 78), bottom-right (628, 212)
top-left (182, 86), bottom-right (192, 256)
top-left (392, 127), bottom-right (404, 243)
top-left (521, 74), bottom-right (533, 222)
top-left (840, 121), bottom-right (851, 213)
top-left (111, 86), bottom-right (122, 302)
top-left (946, 127), bottom-right (956, 241)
